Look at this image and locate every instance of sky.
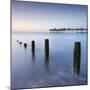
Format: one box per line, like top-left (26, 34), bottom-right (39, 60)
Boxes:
top-left (12, 0), bottom-right (87, 32)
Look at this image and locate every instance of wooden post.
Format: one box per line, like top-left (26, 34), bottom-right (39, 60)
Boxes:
top-left (19, 42), bottom-right (22, 44)
top-left (73, 42), bottom-right (81, 75)
top-left (24, 43), bottom-right (27, 48)
top-left (31, 40), bottom-right (35, 58)
top-left (31, 41), bottom-right (35, 52)
top-left (45, 39), bottom-right (49, 58)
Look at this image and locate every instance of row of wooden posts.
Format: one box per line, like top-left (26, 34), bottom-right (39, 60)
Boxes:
top-left (17, 39), bottom-right (49, 58)
top-left (17, 39), bottom-right (81, 75)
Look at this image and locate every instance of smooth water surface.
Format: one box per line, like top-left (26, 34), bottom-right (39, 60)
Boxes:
top-left (12, 32), bottom-right (87, 89)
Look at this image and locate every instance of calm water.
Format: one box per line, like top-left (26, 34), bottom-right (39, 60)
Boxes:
top-left (12, 32), bottom-right (87, 89)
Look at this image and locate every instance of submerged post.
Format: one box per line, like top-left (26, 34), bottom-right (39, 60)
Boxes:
top-left (17, 40), bottom-right (19, 42)
top-left (24, 43), bottom-right (27, 48)
top-left (31, 40), bottom-right (35, 58)
top-left (32, 40), bottom-right (35, 51)
top-left (19, 42), bottom-right (22, 44)
top-left (73, 42), bottom-right (81, 75)
top-left (45, 39), bottom-right (49, 58)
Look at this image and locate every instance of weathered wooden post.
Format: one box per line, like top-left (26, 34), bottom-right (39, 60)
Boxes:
top-left (73, 42), bottom-right (81, 75)
top-left (19, 42), bottom-right (22, 44)
top-left (45, 39), bottom-right (49, 58)
top-left (24, 43), bottom-right (27, 48)
top-left (32, 40), bottom-right (35, 52)
top-left (31, 40), bottom-right (35, 58)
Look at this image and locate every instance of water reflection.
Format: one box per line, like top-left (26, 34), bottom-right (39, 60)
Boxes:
top-left (73, 42), bottom-right (81, 75)
top-left (31, 47), bottom-right (35, 62)
top-left (44, 56), bottom-right (49, 71)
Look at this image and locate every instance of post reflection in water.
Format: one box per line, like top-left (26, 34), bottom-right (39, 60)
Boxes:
top-left (73, 42), bottom-right (81, 75)
top-left (44, 55), bottom-right (49, 71)
top-left (31, 47), bottom-right (35, 61)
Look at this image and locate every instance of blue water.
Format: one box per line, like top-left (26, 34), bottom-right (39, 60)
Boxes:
top-left (12, 32), bottom-right (87, 89)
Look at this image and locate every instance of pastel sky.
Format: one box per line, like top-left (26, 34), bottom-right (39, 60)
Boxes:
top-left (12, 0), bottom-right (87, 32)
